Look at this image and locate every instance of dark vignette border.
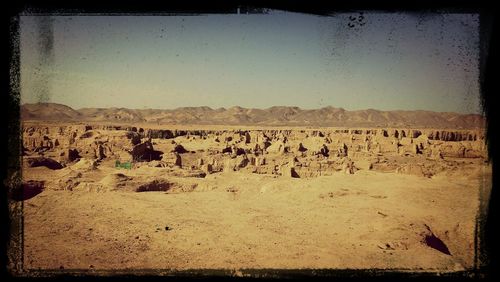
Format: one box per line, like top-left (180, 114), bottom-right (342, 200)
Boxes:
top-left (2, 0), bottom-right (498, 281)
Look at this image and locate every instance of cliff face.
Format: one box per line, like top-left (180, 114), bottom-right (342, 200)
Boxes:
top-left (21, 103), bottom-right (486, 129)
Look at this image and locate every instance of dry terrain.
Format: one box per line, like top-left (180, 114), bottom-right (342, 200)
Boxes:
top-left (13, 104), bottom-right (491, 274)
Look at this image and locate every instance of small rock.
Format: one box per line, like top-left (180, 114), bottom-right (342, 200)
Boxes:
top-left (377, 211), bottom-right (388, 217)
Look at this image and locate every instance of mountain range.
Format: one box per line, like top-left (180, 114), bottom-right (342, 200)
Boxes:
top-left (20, 103), bottom-right (485, 129)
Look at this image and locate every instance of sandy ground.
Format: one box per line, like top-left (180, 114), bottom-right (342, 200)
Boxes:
top-left (21, 163), bottom-right (490, 272)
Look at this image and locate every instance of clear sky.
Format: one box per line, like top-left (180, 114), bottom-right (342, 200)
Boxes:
top-left (19, 11), bottom-right (481, 114)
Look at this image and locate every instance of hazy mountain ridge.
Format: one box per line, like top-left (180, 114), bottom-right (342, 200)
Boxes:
top-left (21, 103), bottom-right (485, 129)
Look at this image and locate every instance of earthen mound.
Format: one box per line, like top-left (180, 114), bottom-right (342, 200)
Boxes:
top-left (99, 173), bottom-right (132, 190)
top-left (25, 157), bottom-right (63, 170)
top-left (135, 178), bottom-right (199, 192)
top-left (136, 179), bottom-right (173, 192)
top-left (71, 158), bottom-right (98, 171)
top-left (55, 171), bottom-right (83, 191)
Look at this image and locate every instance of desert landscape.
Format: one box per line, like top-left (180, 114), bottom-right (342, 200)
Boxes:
top-left (11, 12), bottom-right (490, 276)
top-left (14, 102), bottom-right (491, 273)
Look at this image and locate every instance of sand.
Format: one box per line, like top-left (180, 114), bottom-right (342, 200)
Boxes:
top-left (21, 165), bottom-right (490, 271)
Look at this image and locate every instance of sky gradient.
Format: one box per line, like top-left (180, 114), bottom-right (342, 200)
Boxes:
top-left (19, 11), bottom-right (481, 114)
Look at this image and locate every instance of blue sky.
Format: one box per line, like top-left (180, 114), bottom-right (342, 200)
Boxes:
top-left (20, 11), bottom-right (481, 113)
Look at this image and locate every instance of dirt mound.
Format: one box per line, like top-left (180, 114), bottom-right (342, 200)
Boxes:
top-left (71, 158), bottom-right (98, 171)
top-left (167, 168), bottom-right (206, 178)
top-left (79, 131), bottom-right (97, 139)
top-left (25, 157), bottom-right (63, 170)
top-left (135, 179), bottom-right (198, 192)
top-left (99, 173), bottom-right (132, 190)
top-left (354, 159), bottom-right (373, 170)
top-left (136, 179), bottom-right (173, 192)
top-left (396, 164), bottom-right (433, 178)
top-left (55, 171), bottom-right (83, 191)
top-left (73, 182), bottom-right (105, 192)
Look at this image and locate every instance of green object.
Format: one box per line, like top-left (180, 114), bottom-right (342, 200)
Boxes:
top-left (115, 160), bottom-right (132, 170)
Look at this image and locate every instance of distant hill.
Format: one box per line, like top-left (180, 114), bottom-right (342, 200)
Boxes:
top-left (20, 103), bottom-right (485, 129)
top-left (21, 103), bottom-right (82, 121)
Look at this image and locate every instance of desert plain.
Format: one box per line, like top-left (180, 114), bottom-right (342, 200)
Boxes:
top-left (14, 103), bottom-right (491, 273)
